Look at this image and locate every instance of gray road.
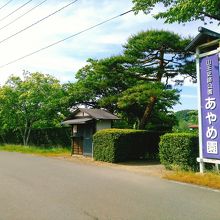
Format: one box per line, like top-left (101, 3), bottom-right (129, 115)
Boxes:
top-left (0, 152), bottom-right (220, 220)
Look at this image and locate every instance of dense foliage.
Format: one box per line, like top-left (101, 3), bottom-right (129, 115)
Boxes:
top-left (67, 30), bottom-right (194, 130)
top-left (132, 0), bottom-right (220, 24)
top-left (173, 110), bottom-right (198, 132)
top-left (159, 133), bottom-right (199, 171)
top-left (93, 129), bottom-right (163, 162)
top-left (0, 72), bottom-right (68, 145)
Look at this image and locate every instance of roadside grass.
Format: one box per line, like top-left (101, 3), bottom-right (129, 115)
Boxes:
top-left (164, 171), bottom-right (220, 190)
top-left (0, 144), bottom-right (70, 157)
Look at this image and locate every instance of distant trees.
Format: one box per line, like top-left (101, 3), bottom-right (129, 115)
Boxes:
top-left (0, 72), bottom-right (68, 145)
top-left (173, 110), bottom-right (198, 132)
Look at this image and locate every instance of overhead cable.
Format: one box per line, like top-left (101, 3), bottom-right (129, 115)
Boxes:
top-left (0, 9), bottom-right (133, 68)
top-left (0, 0), bottom-right (79, 45)
top-left (0, 0), bottom-right (14, 12)
top-left (0, 0), bottom-right (33, 23)
top-left (0, 0), bottom-right (48, 32)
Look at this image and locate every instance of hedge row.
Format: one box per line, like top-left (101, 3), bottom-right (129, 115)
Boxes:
top-left (0, 127), bottom-right (71, 148)
top-left (93, 129), bottom-right (163, 163)
top-left (159, 133), bottom-right (199, 171)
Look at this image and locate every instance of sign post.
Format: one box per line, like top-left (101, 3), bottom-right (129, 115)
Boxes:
top-left (186, 27), bottom-right (220, 173)
top-left (196, 40), bottom-right (220, 173)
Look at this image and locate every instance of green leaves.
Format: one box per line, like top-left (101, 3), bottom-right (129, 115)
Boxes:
top-left (132, 0), bottom-right (220, 23)
top-left (93, 129), bottom-right (161, 162)
top-left (123, 30), bottom-right (193, 81)
top-left (68, 30), bottom-right (194, 130)
top-left (159, 133), bottom-right (199, 171)
top-left (0, 72), bottom-right (67, 145)
top-left (67, 55), bottom-right (139, 112)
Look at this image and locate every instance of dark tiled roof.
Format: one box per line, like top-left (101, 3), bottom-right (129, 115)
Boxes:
top-left (63, 108), bottom-right (119, 124)
top-left (185, 27), bottom-right (220, 52)
top-left (78, 108), bottom-right (119, 120)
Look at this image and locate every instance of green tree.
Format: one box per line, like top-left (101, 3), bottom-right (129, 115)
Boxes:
top-left (0, 72), bottom-right (67, 145)
top-left (67, 30), bottom-right (193, 130)
top-left (132, 0), bottom-right (220, 23)
top-left (117, 82), bottom-right (179, 129)
top-left (66, 56), bottom-right (139, 112)
top-left (123, 30), bottom-right (193, 128)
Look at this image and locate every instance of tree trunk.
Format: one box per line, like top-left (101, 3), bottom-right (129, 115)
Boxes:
top-left (18, 128), bottom-right (26, 146)
top-left (22, 121), bottom-right (32, 146)
top-left (139, 48), bottom-right (164, 130)
top-left (24, 127), bottom-right (31, 146)
top-left (139, 96), bottom-right (157, 129)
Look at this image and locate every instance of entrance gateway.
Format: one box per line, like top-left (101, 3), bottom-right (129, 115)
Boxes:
top-left (186, 27), bottom-right (220, 173)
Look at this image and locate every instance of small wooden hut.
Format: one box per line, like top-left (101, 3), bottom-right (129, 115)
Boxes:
top-left (62, 108), bottom-right (119, 156)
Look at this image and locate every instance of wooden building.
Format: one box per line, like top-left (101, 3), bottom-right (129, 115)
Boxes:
top-left (62, 108), bottom-right (119, 156)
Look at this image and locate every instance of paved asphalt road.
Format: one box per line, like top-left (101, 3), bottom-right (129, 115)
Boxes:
top-left (0, 152), bottom-right (220, 220)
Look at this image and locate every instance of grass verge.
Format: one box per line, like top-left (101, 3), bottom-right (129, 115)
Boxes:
top-left (164, 171), bottom-right (220, 190)
top-left (0, 144), bottom-right (70, 157)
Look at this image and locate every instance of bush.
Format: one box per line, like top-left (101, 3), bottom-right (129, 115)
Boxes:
top-left (93, 129), bottom-right (162, 163)
top-left (159, 133), bottom-right (199, 171)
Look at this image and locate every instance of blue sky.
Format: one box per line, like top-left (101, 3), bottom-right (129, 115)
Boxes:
top-left (174, 85), bottom-right (198, 111)
top-left (0, 0), bottom-right (218, 111)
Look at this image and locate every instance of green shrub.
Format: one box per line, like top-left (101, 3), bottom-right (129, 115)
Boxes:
top-left (159, 133), bottom-right (199, 171)
top-left (93, 129), bottom-right (162, 163)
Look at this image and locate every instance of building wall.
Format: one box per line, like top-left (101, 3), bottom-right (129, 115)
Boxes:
top-left (71, 120), bottom-right (111, 157)
top-left (96, 120), bottom-right (111, 131)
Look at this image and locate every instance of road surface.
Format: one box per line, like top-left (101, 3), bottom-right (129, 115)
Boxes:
top-left (0, 152), bottom-right (220, 220)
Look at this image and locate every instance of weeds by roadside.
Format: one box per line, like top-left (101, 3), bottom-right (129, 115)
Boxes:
top-left (164, 171), bottom-right (220, 190)
top-left (0, 144), bottom-right (70, 157)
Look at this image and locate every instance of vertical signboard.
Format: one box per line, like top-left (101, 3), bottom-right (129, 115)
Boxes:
top-left (200, 53), bottom-right (220, 159)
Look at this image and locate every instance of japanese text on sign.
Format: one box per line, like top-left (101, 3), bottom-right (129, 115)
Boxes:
top-left (200, 54), bottom-right (220, 159)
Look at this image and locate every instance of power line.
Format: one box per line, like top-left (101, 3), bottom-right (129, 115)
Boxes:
top-left (0, 0), bottom-right (14, 12)
top-left (0, 0), bottom-right (79, 45)
top-left (0, 0), bottom-right (33, 23)
top-left (0, 9), bottom-right (133, 69)
top-left (0, 0), bottom-right (48, 32)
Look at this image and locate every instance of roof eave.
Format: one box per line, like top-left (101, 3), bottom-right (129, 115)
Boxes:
top-left (185, 27), bottom-right (220, 52)
top-left (61, 118), bottom-right (93, 125)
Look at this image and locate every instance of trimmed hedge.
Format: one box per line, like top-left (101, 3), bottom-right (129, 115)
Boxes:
top-left (0, 127), bottom-right (71, 148)
top-left (93, 129), bottom-right (162, 163)
top-left (159, 133), bottom-right (199, 171)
